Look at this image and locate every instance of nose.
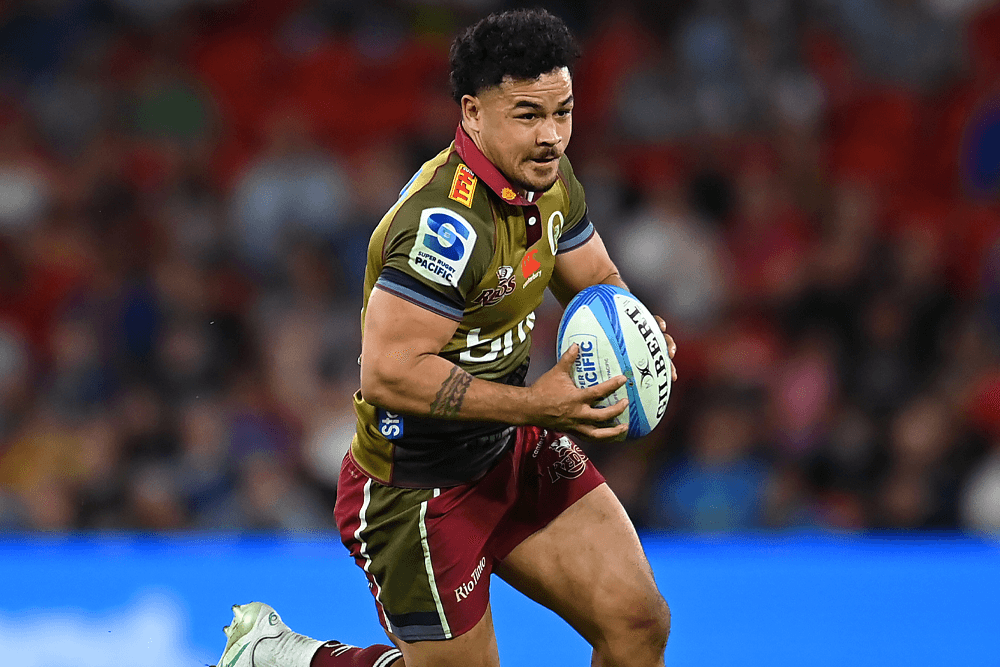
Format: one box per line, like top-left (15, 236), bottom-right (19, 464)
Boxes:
top-left (537, 116), bottom-right (559, 147)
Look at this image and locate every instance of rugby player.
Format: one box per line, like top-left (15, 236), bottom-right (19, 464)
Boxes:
top-left (215, 9), bottom-right (677, 667)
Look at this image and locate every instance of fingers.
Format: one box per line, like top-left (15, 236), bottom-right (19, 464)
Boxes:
top-left (558, 343), bottom-right (580, 367)
top-left (575, 421), bottom-right (629, 440)
top-left (587, 374), bottom-right (627, 400)
top-left (587, 397), bottom-right (628, 421)
top-left (664, 332), bottom-right (677, 359)
top-left (564, 395), bottom-right (628, 441)
top-left (657, 320), bottom-right (678, 380)
top-left (654, 316), bottom-right (677, 359)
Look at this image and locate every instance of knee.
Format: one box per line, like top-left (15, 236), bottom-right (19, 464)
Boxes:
top-left (598, 595), bottom-right (670, 665)
top-left (635, 596), bottom-right (670, 653)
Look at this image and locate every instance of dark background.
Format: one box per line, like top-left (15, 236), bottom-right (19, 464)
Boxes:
top-left (0, 0), bottom-right (999, 534)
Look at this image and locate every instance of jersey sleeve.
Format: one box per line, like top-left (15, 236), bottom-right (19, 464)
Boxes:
top-left (556, 155), bottom-right (595, 254)
top-left (375, 201), bottom-right (493, 322)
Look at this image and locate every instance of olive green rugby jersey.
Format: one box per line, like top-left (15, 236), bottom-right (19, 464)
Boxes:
top-left (353, 125), bottom-right (595, 487)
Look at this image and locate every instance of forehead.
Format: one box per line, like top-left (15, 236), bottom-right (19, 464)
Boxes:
top-left (482, 67), bottom-right (573, 106)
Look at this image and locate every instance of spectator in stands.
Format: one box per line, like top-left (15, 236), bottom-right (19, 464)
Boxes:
top-left (0, 0), bottom-right (997, 535)
top-left (961, 438), bottom-right (1000, 531)
top-left (230, 111), bottom-right (352, 270)
top-left (614, 157), bottom-right (731, 337)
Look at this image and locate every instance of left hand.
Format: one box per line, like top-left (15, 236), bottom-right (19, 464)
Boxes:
top-left (654, 316), bottom-right (678, 382)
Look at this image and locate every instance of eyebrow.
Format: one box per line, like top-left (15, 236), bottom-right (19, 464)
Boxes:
top-left (512, 94), bottom-right (575, 110)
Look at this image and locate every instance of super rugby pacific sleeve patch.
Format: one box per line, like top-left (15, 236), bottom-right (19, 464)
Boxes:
top-left (408, 207), bottom-right (478, 288)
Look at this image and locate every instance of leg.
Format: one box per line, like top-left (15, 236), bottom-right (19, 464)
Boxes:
top-left (214, 601), bottom-right (404, 667)
top-left (314, 607), bottom-right (499, 667)
top-left (334, 451), bottom-right (516, 666)
top-left (495, 483), bottom-right (670, 667)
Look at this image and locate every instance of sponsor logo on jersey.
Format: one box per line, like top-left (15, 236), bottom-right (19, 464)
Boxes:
top-left (473, 265), bottom-right (516, 307)
top-left (547, 211), bottom-right (564, 255)
top-left (547, 436), bottom-right (588, 482)
top-left (448, 164), bottom-right (478, 207)
top-left (521, 248), bottom-right (542, 288)
top-left (409, 208), bottom-right (477, 288)
top-left (376, 409), bottom-right (403, 439)
top-left (623, 303), bottom-right (670, 419)
top-left (454, 557), bottom-right (487, 602)
top-left (501, 187), bottom-right (517, 201)
top-left (460, 312), bottom-right (535, 363)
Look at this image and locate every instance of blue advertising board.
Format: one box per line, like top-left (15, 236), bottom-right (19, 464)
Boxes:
top-left (0, 533), bottom-right (997, 666)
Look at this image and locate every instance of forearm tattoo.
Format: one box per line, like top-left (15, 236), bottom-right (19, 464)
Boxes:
top-left (429, 366), bottom-right (473, 418)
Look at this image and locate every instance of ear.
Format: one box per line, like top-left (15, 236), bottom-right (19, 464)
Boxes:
top-left (461, 94), bottom-right (483, 133)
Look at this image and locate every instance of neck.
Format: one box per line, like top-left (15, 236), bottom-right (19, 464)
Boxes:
top-left (460, 120), bottom-right (489, 163)
top-left (460, 121), bottom-right (529, 198)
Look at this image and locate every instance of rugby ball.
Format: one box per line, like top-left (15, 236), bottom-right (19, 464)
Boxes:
top-left (556, 285), bottom-right (671, 440)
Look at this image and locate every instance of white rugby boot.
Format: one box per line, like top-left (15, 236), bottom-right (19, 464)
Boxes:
top-left (216, 602), bottom-right (322, 667)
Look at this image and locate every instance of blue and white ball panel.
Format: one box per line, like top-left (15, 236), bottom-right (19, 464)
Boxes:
top-left (559, 285), bottom-right (652, 439)
top-left (557, 295), bottom-right (638, 439)
top-left (408, 207), bottom-right (477, 288)
top-left (615, 292), bottom-right (672, 423)
top-left (557, 285), bottom-right (671, 440)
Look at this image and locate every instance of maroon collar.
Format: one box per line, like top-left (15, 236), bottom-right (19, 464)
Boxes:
top-left (454, 125), bottom-right (533, 207)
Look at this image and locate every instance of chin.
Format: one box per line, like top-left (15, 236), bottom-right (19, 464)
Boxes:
top-left (520, 173), bottom-right (560, 193)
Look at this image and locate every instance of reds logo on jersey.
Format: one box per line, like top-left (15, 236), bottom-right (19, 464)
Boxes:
top-left (473, 266), bottom-right (516, 307)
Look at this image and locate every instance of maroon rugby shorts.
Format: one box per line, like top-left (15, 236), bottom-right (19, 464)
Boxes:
top-left (334, 426), bottom-right (605, 642)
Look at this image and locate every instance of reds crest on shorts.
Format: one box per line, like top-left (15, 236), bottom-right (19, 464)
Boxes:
top-left (547, 436), bottom-right (588, 482)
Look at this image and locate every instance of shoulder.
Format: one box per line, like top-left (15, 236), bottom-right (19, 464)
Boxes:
top-left (388, 150), bottom-right (496, 243)
top-left (557, 153), bottom-right (578, 178)
top-left (377, 149), bottom-right (497, 292)
top-left (555, 154), bottom-right (586, 203)
top-left (557, 154), bottom-right (583, 186)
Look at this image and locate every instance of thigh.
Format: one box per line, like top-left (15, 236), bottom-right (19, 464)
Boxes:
top-left (335, 464), bottom-right (444, 642)
top-left (494, 483), bottom-right (666, 648)
top-left (388, 603), bottom-right (500, 667)
top-left (335, 451), bottom-right (513, 644)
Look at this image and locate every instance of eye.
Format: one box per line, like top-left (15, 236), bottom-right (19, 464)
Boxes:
top-left (517, 113), bottom-right (536, 120)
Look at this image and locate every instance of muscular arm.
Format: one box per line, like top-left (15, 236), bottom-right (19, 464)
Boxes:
top-left (549, 231), bottom-right (628, 307)
top-left (360, 286), bottom-right (628, 438)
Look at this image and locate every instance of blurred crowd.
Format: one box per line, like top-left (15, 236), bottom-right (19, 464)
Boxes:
top-left (0, 0), bottom-right (999, 533)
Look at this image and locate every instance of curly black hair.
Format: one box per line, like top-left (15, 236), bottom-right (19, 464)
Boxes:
top-left (449, 9), bottom-right (581, 104)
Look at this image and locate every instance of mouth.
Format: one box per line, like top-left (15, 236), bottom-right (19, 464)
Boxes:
top-left (529, 154), bottom-right (560, 166)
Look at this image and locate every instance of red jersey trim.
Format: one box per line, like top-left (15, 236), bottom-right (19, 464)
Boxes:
top-left (454, 125), bottom-right (533, 207)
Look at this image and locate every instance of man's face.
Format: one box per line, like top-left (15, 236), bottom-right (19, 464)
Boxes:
top-left (464, 67), bottom-right (574, 193)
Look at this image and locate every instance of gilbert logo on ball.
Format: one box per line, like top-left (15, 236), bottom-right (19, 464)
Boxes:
top-left (556, 285), bottom-right (671, 440)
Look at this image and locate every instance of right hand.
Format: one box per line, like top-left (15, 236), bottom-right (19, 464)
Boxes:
top-left (526, 343), bottom-right (629, 441)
